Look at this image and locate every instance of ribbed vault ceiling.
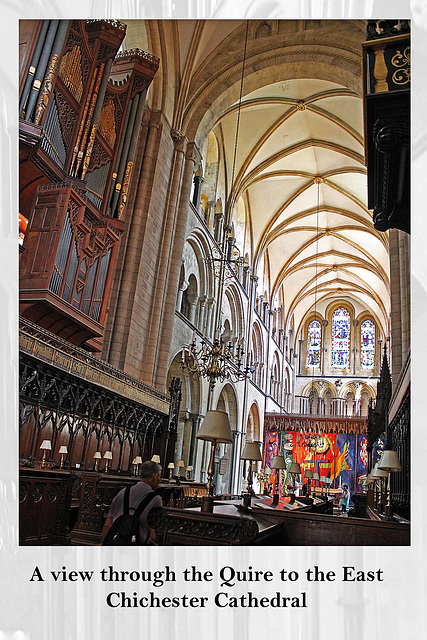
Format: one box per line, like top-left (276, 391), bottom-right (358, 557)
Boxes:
top-left (123, 19), bottom-right (390, 340)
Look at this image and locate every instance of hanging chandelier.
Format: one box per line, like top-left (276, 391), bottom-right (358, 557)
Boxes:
top-left (181, 333), bottom-right (251, 391)
top-left (181, 22), bottom-right (251, 393)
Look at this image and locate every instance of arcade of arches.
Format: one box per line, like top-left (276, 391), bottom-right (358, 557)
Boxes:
top-left (18, 18), bottom-right (410, 544)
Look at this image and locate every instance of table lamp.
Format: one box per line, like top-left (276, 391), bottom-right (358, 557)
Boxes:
top-left (304, 468), bottom-right (313, 496)
top-left (132, 456), bottom-right (142, 476)
top-left (40, 440), bottom-right (52, 468)
top-left (196, 410), bottom-right (233, 512)
top-left (103, 451), bottom-right (112, 473)
top-left (176, 460), bottom-right (185, 484)
top-left (186, 465), bottom-right (193, 480)
top-left (167, 462), bottom-right (175, 481)
top-left (270, 455), bottom-right (287, 507)
top-left (371, 462), bottom-right (388, 512)
top-left (288, 460), bottom-right (302, 500)
top-left (58, 445), bottom-right (68, 469)
top-left (378, 449), bottom-right (402, 519)
top-left (93, 451), bottom-right (101, 471)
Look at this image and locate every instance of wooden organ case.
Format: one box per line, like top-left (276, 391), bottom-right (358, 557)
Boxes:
top-left (19, 20), bottom-right (159, 351)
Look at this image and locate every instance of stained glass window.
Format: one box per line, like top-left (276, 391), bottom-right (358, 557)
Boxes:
top-left (360, 319), bottom-right (375, 368)
top-left (331, 307), bottom-right (350, 368)
top-left (307, 320), bottom-right (321, 367)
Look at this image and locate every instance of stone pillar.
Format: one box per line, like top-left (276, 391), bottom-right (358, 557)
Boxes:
top-left (214, 212), bottom-right (223, 242)
top-left (243, 265), bottom-right (250, 292)
top-left (197, 295), bottom-right (207, 331)
top-left (105, 110), bottom-right (167, 373)
top-left (192, 174), bottom-right (203, 209)
top-left (187, 293), bottom-right (198, 324)
top-left (153, 141), bottom-right (202, 389)
top-left (176, 278), bottom-right (188, 311)
top-left (175, 411), bottom-right (189, 464)
top-left (298, 338), bottom-right (303, 375)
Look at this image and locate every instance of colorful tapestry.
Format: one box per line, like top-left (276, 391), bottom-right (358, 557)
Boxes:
top-left (263, 428), bottom-right (368, 496)
top-left (355, 435), bottom-right (368, 492)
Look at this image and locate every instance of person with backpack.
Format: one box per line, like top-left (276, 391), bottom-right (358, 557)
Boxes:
top-left (101, 461), bottom-right (163, 545)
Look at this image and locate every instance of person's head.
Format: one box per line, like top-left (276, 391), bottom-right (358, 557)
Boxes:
top-left (343, 484), bottom-right (348, 490)
top-left (140, 461), bottom-right (162, 489)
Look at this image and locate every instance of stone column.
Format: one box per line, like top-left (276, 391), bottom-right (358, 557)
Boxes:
top-left (176, 277), bottom-right (188, 311)
top-left (105, 111), bottom-right (166, 372)
top-left (197, 295), bottom-right (207, 332)
top-left (214, 211), bottom-right (223, 242)
top-left (153, 141), bottom-right (203, 389)
top-left (192, 175), bottom-right (203, 209)
top-left (175, 411), bottom-right (189, 464)
top-left (298, 338), bottom-right (304, 375)
top-left (187, 293), bottom-right (198, 324)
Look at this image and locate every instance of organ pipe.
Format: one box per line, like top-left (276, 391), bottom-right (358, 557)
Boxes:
top-left (106, 95), bottom-right (132, 212)
top-left (74, 64), bottom-right (104, 177)
top-left (109, 94), bottom-right (140, 217)
top-left (117, 88), bottom-right (147, 219)
top-left (19, 20), bottom-right (50, 117)
top-left (34, 20), bottom-right (69, 125)
top-left (81, 58), bottom-right (114, 179)
top-left (25, 20), bottom-right (59, 122)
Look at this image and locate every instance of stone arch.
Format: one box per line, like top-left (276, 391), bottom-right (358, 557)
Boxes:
top-left (184, 22), bottom-right (365, 142)
top-left (215, 382), bottom-right (239, 493)
top-left (246, 402), bottom-right (261, 442)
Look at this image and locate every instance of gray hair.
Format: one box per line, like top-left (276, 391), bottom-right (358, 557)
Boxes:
top-left (140, 460), bottom-right (162, 479)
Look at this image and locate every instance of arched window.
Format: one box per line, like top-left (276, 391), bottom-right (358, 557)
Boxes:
top-left (360, 320), bottom-right (375, 369)
top-left (331, 307), bottom-right (350, 368)
top-left (307, 319), bottom-right (322, 367)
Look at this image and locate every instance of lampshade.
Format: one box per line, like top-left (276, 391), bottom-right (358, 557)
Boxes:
top-left (93, 452), bottom-right (102, 459)
top-left (196, 410), bottom-right (233, 443)
top-left (58, 446), bottom-right (68, 454)
top-left (304, 469), bottom-right (313, 479)
top-left (270, 455), bottom-right (286, 469)
top-left (371, 462), bottom-right (388, 478)
top-left (377, 450), bottom-right (402, 472)
top-left (265, 467), bottom-right (272, 476)
top-left (186, 465), bottom-right (193, 471)
top-left (133, 456), bottom-right (142, 464)
top-left (326, 478), bottom-right (333, 485)
top-left (40, 440), bottom-right (52, 450)
top-left (177, 460), bottom-right (185, 468)
top-left (103, 451), bottom-right (113, 460)
top-left (240, 442), bottom-right (262, 461)
top-left (168, 462), bottom-right (175, 469)
top-left (312, 472), bottom-right (320, 481)
top-left (151, 455), bottom-right (161, 463)
top-left (320, 475), bottom-right (327, 484)
top-left (288, 461), bottom-right (302, 475)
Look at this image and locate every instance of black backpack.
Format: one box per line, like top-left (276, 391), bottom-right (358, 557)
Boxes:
top-left (103, 485), bottom-right (156, 545)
